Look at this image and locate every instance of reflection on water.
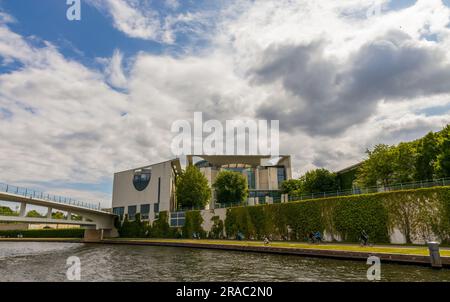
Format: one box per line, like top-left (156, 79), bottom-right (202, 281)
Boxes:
top-left (0, 242), bottom-right (449, 282)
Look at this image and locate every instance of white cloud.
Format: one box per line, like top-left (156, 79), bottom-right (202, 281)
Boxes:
top-left (2, 1), bottom-right (450, 206)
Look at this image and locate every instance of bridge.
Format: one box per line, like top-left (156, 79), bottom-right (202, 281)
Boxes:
top-left (0, 183), bottom-right (118, 241)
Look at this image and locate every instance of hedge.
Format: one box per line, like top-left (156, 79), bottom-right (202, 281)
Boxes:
top-left (0, 228), bottom-right (84, 238)
top-left (224, 186), bottom-right (450, 244)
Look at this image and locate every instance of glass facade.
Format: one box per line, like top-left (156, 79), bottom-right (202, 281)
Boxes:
top-left (247, 168), bottom-right (256, 189)
top-left (140, 204), bottom-right (150, 220)
top-left (128, 205), bottom-right (137, 221)
top-left (112, 207), bottom-right (124, 220)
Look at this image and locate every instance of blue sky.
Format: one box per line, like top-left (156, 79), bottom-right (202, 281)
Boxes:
top-left (1, 0), bottom-right (450, 210)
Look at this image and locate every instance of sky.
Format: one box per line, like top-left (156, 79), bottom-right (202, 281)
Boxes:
top-left (1, 0), bottom-right (450, 209)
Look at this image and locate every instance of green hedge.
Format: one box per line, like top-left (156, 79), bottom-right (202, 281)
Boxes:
top-left (182, 211), bottom-right (206, 238)
top-left (224, 186), bottom-right (450, 244)
top-left (0, 228), bottom-right (84, 238)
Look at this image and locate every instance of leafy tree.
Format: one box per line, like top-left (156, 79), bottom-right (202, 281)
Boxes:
top-left (435, 126), bottom-right (450, 178)
top-left (356, 144), bottom-right (396, 187)
top-left (415, 132), bottom-right (439, 180)
top-left (280, 179), bottom-right (302, 194)
top-left (213, 170), bottom-right (248, 204)
top-left (0, 206), bottom-right (17, 216)
top-left (300, 168), bottom-right (338, 193)
top-left (26, 210), bottom-right (44, 218)
top-left (176, 165), bottom-right (211, 209)
top-left (392, 142), bottom-right (417, 183)
top-left (52, 211), bottom-right (65, 219)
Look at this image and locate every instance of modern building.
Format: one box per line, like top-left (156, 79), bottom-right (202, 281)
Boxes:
top-left (111, 155), bottom-right (292, 223)
top-left (112, 159), bottom-right (182, 223)
top-left (187, 155), bottom-right (292, 207)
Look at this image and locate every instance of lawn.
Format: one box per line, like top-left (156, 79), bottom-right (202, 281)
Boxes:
top-left (107, 238), bottom-right (450, 257)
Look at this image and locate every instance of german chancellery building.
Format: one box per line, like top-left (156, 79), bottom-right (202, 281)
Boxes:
top-left (112, 155), bottom-right (292, 224)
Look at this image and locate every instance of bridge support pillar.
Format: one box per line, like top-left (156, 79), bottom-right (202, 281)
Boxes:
top-left (84, 229), bottom-right (103, 242)
top-left (19, 202), bottom-right (27, 217)
top-left (47, 207), bottom-right (52, 219)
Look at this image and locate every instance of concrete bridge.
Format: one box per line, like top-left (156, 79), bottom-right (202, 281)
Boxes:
top-left (0, 183), bottom-right (117, 241)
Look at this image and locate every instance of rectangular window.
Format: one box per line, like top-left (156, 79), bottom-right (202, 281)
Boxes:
top-left (169, 212), bottom-right (185, 227)
top-left (128, 205), bottom-right (137, 221)
top-left (112, 207), bottom-right (125, 220)
top-left (154, 203), bottom-right (159, 213)
top-left (140, 204), bottom-right (150, 220)
top-left (277, 167), bottom-right (286, 185)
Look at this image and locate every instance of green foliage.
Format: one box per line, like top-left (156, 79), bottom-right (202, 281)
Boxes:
top-left (209, 216), bottom-right (224, 239)
top-left (225, 186), bottom-right (450, 244)
top-left (26, 210), bottom-right (44, 218)
top-left (356, 144), bottom-right (396, 187)
top-left (0, 206), bottom-right (17, 216)
top-left (435, 126), bottom-right (450, 178)
top-left (299, 169), bottom-right (338, 194)
top-left (149, 211), bottom-right (172, 238)
top-left (118, 213), bottom-right (148, 238)
top-left (392, 142), bottom-right (417, 183)
top-left (213, 170), bottom-right (248, 204)
top-left (333, 196), bottom-right (389, 242)
top-left (52, 211), bottom-right (65, 219)
top-left (415, 132), bottom-right (439, 180)
top-left (182, 211), bottom-right (205, 238)
top-left (0, 228), bottom-right (84, 238)
top-left (280, 179), bottom-right (302, 194)
top-left (176, 165), bottom-right (211, 209)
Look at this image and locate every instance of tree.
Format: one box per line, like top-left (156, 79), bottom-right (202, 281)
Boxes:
top-left (392, 142), bottom-right (417, 183)
top-left (0, 206), bottom-right (16, 216)
top-left (356, 144), bottom-right (396, 187)
top-left (415, 132), bottom-right (439, 180)
top-left (435, 125), bottom-right (450, 178)
top-left (280, 179), bottom-right (302, 194)
top-left (300, 169), bottom-right (338, 193)
top-left (176, 165), bottom-right (211, 209)
top-left (52, 211), bottom-right (65, 219)
top-left (26, 210), bottom-right (44, 218)
top-left (213, 170), bottom-right (248, 204)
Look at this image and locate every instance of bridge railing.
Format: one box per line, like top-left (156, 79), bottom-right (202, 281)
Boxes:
top-left (0, 182), bottom-right (102, 211)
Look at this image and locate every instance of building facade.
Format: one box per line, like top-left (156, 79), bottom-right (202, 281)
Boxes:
top-left (187, 155), bottom-right (292, 207)
top-left (112, 159), bottom-right (181, 223)
top-left (112, 155), bottom-right (292, 223)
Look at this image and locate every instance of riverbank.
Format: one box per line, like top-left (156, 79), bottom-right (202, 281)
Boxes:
top-left (1, 237), bottom-right (449, 267)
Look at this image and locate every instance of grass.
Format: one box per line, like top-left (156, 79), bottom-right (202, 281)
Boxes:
top-left (106, 238), bottom-right (450, 257)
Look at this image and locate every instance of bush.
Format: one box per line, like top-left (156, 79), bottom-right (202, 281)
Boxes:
top-left (0, 228), bottom-right (84, 238)
top-left (213, 170), bottom-right (248, 205)
top-left (182, 211), bottom-right (206, 238)
top-left (209, 216), bottom-right (224, 239)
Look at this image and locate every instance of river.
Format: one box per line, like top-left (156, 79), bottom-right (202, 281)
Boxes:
top-left (0, 242), bottom-right (449, 282)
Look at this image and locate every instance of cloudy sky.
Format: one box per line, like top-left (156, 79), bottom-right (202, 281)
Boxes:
top-left (1, 0), bottom-right (450, 208)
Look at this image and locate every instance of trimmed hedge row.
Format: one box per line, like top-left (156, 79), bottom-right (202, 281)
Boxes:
top-left (0, 228), bottom-right (84, 238)
top-left (224, 186), bottom-right (450, 244)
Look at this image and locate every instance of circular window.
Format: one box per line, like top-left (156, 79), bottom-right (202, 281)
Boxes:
top-left (133, 168), bottom-right (152, 191)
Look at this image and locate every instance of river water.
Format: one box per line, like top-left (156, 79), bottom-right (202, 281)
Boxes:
top-left (0, 242), bottom-right (449, 282)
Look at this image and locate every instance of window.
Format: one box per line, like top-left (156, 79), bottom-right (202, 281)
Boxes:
top-left (277, 167), bottom-right (286, 185)
top-left (140, 204), bottom-right (150, 220)
top-left (113, 207), bottom-right (124, 220)
top-left (133, 168), bottom-right (152, 191)
top-left (128, 205), bottom-right (137, 221)
top-left (170, 212), bottom-right (185, 227)
top-left (154, 203), bottom-right (159, 213)
top-left (247, 168), bottom-right (256, 189)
